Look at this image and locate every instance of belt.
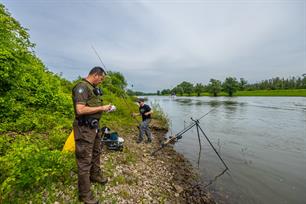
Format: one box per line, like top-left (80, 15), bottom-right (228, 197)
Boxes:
top-left (76, 117), bottom-right (99, 129)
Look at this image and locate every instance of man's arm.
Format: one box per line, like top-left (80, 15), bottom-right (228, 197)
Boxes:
top-left (132, 112), bottom-right (140, 117)
top-left (76, 104), bottom-right (111, 115)
top-left (144, 110), bottom-right (153, 116)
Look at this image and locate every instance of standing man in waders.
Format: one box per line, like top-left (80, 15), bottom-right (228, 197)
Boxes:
top-left (133, 98), bottom-right (153, 143)
top-left (72, 66), bottom-right (112, 204)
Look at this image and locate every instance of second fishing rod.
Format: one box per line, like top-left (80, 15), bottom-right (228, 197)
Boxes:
top-left (91, 45), bottom-right (141, 128)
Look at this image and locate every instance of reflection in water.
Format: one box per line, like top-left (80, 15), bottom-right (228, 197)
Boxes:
top-left (175, 98), bottom-right (192, 105)
top-left (191, 99), bottom-right (245, 109)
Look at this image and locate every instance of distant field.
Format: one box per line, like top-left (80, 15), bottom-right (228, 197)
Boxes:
top-left (234, 89), bottom-right (306, 97)
top-left (176, 89), bottom-right (306, 97)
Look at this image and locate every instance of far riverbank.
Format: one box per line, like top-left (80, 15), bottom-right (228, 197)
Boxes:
top-left (154, 89), bottom-right (306, 97)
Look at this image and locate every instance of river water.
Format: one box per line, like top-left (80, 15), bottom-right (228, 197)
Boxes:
top-left (146, 96), bottom-right (306, 204)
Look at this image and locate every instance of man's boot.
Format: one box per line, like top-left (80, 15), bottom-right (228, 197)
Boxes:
top-left (78, 174), bottom-right (99, 204)
top-left (90, 174), bottom-right (108, 185)
top-left (79, 193), bottom-right (99, 204)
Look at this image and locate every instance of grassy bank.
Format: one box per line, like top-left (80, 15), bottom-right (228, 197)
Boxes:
top-left (234, 89), bottom-right (306, 96)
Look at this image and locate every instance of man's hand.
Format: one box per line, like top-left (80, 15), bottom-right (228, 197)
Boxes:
top-left (144, 110), bottom-right (153, 116)
top-left (101, 104), bottom-right (112, 112)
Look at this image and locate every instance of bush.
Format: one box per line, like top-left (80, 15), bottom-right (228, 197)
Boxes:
top-left (0, 136), bottom-right (76, 201)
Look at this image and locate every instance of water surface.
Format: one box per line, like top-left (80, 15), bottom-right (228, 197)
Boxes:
top-left (147, 96), bottom-right (306, 204)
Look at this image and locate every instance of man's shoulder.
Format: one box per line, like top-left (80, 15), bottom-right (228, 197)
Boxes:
top-left (73, 81), bottom-right (90, 94)
top-left (144, 104), bottom-right (151, 109)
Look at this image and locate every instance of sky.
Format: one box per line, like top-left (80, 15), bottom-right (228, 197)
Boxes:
top-left (1, 0), bottom-right (305, 92)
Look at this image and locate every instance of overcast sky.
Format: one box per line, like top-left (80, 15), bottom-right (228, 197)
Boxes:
top-left (2, 0), bottom-right (305, 92)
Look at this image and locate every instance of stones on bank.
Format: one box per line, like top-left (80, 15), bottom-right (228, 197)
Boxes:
top-left (96, 119), bottom-right (215, 203)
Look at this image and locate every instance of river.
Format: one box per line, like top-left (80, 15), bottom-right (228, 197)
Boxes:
top-left (146, 96), bottom-right (306, 204)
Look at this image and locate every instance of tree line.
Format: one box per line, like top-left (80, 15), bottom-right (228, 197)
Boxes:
top-left (157, 75), bottom-right (306, 97)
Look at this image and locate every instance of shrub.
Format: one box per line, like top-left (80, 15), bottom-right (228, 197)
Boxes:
top-left (0, 136), bottom-right (76, 201)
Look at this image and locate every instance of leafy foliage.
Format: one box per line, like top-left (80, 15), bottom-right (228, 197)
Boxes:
top-left (0, 4), bottom-right (73, 131)
top-left (159, 75), bottom-right (306, 97)
top-left (222, 77), bottom-right (239, 96)
top-left (208, 79), bottom-right (222, 97)
top-left (194, 83), bottom-right (205, 96)
top-left (101, 71), bottom-right (127, 97)
top-left (0, 135), bottom-right (76, 201)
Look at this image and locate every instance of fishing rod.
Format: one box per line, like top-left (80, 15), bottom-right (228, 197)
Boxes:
top-left (151, 108), bottom-right (216, 156)
top-left (151, 108), bottom-right (230, 188)
top-left (91, 45), bottom-right (140, 127)
top-left (91, 45), bottom-right (107, 73)
top-left (119, 92), bottom-right (141, 127)
top-left (151, 122), bottom-right (197, 156)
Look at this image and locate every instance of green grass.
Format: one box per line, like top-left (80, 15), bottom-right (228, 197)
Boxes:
top-left (235, 89), bottom-right (306, 96)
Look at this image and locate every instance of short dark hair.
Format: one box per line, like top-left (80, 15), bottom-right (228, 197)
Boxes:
top-left (137, 98), bottom-right (145, 103)
top-left (89, 66), bottom-right (106, 76)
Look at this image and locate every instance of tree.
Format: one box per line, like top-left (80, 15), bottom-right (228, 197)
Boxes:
top-left (172, 86), bottom-right (184, 96)
top-left (239, 78), bottom-right (248, 91)
top-left (194, 83), bottom-right (205, 96)
top-left (207, 79), bottom-right (222, 96)
top-left (302, 74), bottom-right (306, 89)
top-left (0, 4), bottom-right (73, 123)
top-left (161, 89), bottom-right (170, 95)
top-left (102, 71), bottom-right (127, 96)
top-left (157, 90), bottom-right (160, 95)
top-left (177, 81), bottom-right (194, 96)
top-left (223, 77), bottom-right (239, 96)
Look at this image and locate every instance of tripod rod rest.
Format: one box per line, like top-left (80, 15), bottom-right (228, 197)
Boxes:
top-left (190, 117), bottom-right (200, 124)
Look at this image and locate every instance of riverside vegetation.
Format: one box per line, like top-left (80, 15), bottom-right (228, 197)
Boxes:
top-left (0, 4), bottom-right (214, 203)
top-left (156, 77), bottom-right (306, 97)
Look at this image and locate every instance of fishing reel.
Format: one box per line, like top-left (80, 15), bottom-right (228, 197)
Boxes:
top-left (161, 134), bottom-right (183, 147)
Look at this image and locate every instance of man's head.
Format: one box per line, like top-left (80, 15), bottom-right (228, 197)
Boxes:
top-left (137, 98), bottom-right (145, 107)
top-left (87, 66), bottom-right (107, 85)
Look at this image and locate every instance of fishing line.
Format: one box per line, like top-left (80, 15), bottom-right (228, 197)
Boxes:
top-left (91, 45), bottom-right (140, 127)
top-left (91, 45), bottom-right (107, 72)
